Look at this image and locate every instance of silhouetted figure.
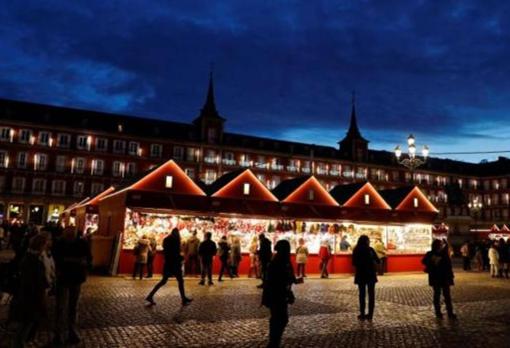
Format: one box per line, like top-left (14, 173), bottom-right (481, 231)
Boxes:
top-left (262, 240), bottom-right (296, 348)
top-left (198, 232), bottom-right (217, 285)
top-left (488, 241), bottom-right (499, 278)
top-left (497, 238), bottom-right (509, 278)
top-left (460, 241), bottom-right (471, 271)
top-left (12, 234), bottom-right (49, 348)
top-left (218, 236), bottom-right (233, 281)
top-left (422, 239), bottom-right (457, 319)
top-left (505, 239), bottom-right (510, 278)
top-left (185, 230), bottom-right (200, 276)
top-left (230, 236), bottom-right (242, 277)
top-left (257, 233), bottom-right (272, 288)
top-left (146, 234), bottom-right (157, 278)
top-left (339, 235), bottom-right (351, 252)
top-left (319, 240), bottom-right (332, 278)
top-left (53, 226), bottom-right (92, 345)
top-left (132, 235), bottom-right (151, 280)
top-left (146, 228), bottom-right (192, 306)
top-left (352, 235), bottom-right (379, 321)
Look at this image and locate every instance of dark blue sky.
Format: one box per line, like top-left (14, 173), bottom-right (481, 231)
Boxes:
top-left (1, 1), bottom-right (510, 163)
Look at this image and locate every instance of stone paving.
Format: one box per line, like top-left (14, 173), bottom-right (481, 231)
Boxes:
top-left (1, 271), bottom-right (510, 347)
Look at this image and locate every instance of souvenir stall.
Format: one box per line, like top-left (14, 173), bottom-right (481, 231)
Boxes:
top-left (432, 223), bottom-right (449, 240)
top-left (74, 187), bottom-right (115, 235)
top-left (87, 160), bottom-right (438, 275)
top-left (471, 224), bottom-right (510, 241)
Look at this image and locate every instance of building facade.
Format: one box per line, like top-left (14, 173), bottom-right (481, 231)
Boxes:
top-left (0, 77), bottom-right (509, 239)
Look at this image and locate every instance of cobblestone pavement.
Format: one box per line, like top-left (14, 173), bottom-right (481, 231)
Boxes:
top-left (2, 271), bottom-right (510, 347)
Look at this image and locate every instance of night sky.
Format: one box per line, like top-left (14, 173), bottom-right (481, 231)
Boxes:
top-left (1, 1), bottom-right (510, 163)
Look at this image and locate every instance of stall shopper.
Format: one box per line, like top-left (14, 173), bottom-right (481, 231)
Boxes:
top-left (295, 238), bottom-right (309, 278)
top-left (319, 240), bottom-right (332, 278)
top-left (146, 234), bottom-right (157, 278)
top-left (497, 238), bottom-right (509, 278)
top-left (198, 232), bottom-right (217, 285)
top-left (132, 235), bottom-right (151, 280)
top-left (230, 236), bottom-right (242, 277)
top-left (248, 236), bottom-right (259, 278)
top-left (262, 240), bottom-right (296, 348)
top-left (460, 242), bottom-right (471, 271)
top-left (489, 241), bottom-right (500, 278)
top-left (422, 239), bottom-right (457, 319)
top-left (185, 230), bottom-right (200, 276)
top-left (257, 233), bottom-right (272, 288)
top-left (218, 236), bottom-right (233, 281)
top-left (352, 235), bottom-right (379, 321)
top-left (145, 228), bottom-right (192, 306)
top-left (373, 238), bottom-right (387, 276)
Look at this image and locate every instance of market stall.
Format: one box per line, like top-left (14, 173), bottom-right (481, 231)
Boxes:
top-left (88, 160), bottom-right (438, 275)
top-left (471, 224), bottom-right (510, 241)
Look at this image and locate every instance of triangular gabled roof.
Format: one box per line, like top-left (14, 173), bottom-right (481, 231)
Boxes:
top-left (390, 186), bottom-right (438, 213)
top-left (273, 176), bottom-right (339, 206)
top-left (209, 169), bottom-right (278, 201)
top-left (501, 224), bottom-right (510, 232)
top-left (331, 182), bottom-right (391, 209)
top-left (491, 224), bottom-right (500, 232)
top-left (379, 186), bottom-right (415, 209)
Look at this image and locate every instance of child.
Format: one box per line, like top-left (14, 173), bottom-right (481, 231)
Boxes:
top-left (295, 238), bottom-right (309, 278)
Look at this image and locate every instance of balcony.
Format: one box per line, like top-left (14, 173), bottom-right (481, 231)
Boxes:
top-left (222, 159), bottom-right (236, 166)
top-left (239, 160), bottom-right (251, 168)
top-left (271, 164), bottom-right (284, 171)
top-left (301, 167), bottom-right (311, 174)
top-left (286, 165), bottom-right (298, 172)
top-left (204, 157), bottom-right (218, 164)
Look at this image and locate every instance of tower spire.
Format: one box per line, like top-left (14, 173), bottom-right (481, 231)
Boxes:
top-left (347, 90), bottom-right (361, 138)
top-left (201, 65), bottom-right (219, 117)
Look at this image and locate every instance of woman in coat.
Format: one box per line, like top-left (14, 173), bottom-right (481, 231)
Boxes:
top-left (318, 240), bottom-right (332, 278)
top-left (218, 236), bottom-right (233, 281)
top-left (352, 235), bottom-right (379, 321)
top-left (230, 236), bottom-right (242, 278)
top-left (488, 241), bottom-right (500, 278)
top-left (248, 236), bottom-right (259, 278)
top-left (262, 240), bottom-right (296, 348)
top-left (295, 238), bottom-right (309, 278)
top-left (422, 239), bottom-right (456, 319)
top-left (132, 235), bottom-right (151, 280)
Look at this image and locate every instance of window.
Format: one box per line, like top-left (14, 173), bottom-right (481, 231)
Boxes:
top-left (0, 127), bottom-right (12, 141)
top-left (173, 146), bottom-right (184, 160)
top-left (150, 144), bottom-right (162, 158)
top-left (364, 194), bottom-right (370, 205)
top-left (17, 152), bottom-right (27, 169)
top-left (128, 142), bottom-right (139, 156)
top-left (19, 129), bottom-right (31, 144)
top-left (34, 153), bottom-right (48, 171)
top-left (96, 138), bottom-right (108, 151)
top-left (308, 189), bottom-right (315, 201)
top-left (57, 133), bottom-right (71, 148)
top-left (126, 162), bottom-right (136, 176)
top-left (113, 140), bottom-right (126, 154)
top-left (243, 183), bottom-right (250, 195)
top-left (185, 168), bottom-right (195, 179)
top-left (413, 197), bottom-right (419, 208)
top-left (73, 181), bottom-right (84, 197)
top-left (51, 180), bottom-right (66, 196)
top-left (0, 151), bottom-right (8, 168)
top-left (165, 175), bottom-right (173, 188)
top-left (204, 169), bottom-right (217, 184)
top-left (91, 159), bottom-right (104, 175)
top-left (56, 156), bottom-right (67, 172)
top-left (77, 135), bottom-right (90, 150)
top-left (187, 147), bottom-right (198, 162)
top-left (112, 161), bottom-right (124, 177)
top-left (72, 157), bottom-right (86, 174)
top-left (32, 178), bottom-right (46, 194)
top-left (12, 177), bottom-right (26, 193)
top-left (90, 182), bottom-right (104, 196)
top-left (38, 131), bottom-right (50, 146)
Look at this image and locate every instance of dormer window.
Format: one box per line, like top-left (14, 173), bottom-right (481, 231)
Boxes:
top-left (308, 189), bottom-right (314, 201)
top-left (364, 194), bottom-right (370, 205)
top-left (243, 183), bottom-right (250, 195)
top-left (165, 175), bottom-right (173, 189)
top-left (413, 197), bottom-right (419, 208)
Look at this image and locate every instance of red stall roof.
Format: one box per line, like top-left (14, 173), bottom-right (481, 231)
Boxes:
top-left (273, 176), bottom-right (339, 206)
top-left (331, 182), bottom-right (391, 209)
top-left (209, 169), bottom-right (278, 201)
top-left (380, 186), bottom-right (438, 213)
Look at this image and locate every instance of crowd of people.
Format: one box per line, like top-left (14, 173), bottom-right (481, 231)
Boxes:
top-left (459, 238), bottom-right (510, 278)
top-left (0, 220), bottom-right (92, 347)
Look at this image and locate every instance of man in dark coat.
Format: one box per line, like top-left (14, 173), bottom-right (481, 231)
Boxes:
top-left (52, 226), bottom-right (92, 345)
top-left (257, 233), bottom-right (272, 289)
top-left (198, 232), bottom-right (217, 285)
top-left (422, 239), bottom-right (457, 319)
top-left (146, 228), bottom-right (192, 306)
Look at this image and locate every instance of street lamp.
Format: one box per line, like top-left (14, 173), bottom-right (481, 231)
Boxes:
top-left (468, 197), bottom-right (483, 227)
top-left (394, 134), bottom-right (429, 176)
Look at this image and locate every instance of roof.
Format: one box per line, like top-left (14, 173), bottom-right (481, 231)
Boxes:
top-left (379, 186), bottom-right (415, 209)
top-left (329, 183), bottom-right (366, 204)
top-left (271, 176), bottom-right (310, 201)
top-left (205, 168), bottom-right (246, 196)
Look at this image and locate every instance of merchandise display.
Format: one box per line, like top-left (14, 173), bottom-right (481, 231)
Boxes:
top-left (84, 213), bottom-right (99, 233)
top-left (122, 209), bottom-right (432, 254)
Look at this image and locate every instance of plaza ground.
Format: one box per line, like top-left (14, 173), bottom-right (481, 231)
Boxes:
top-left (1, 270), bottom-right (510, 347)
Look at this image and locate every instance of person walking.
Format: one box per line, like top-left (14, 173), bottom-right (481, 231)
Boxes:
top-left (373, 238), bottom-right (387, 275)
top-left (146, 228), bottom-right (192, 306)
top-left (198, 232), bottom-right (217, 285)
top-left (497, 238), bottom-right (508, 278)
top-left (295, 238), bottom-right (309, 278)
top-left (132, 235), bottom-right (151, 280)
top-left (319, 240), bottom-right (332, 278)
top-left (230, 236), bottom-right (242, 277)
top-left (248, 236), bottom-right (259, 278)
top-left (185, 230), bottom-right (201, 276)
top-left (474, 245), bottom-right (484, 272)
top-left (505, 239), bottom-right (510, 279)
top-left (460, 241), bottom-right (471, 271)
top-left (262, 240), bottom-right (296, 348)
top-left (352, 235), bottom-right (379, 321)
top-left (257, 233), bottom-right (272, 288)
top-left (146, 234), bottom-right (157, 278)
top-left (422, 239), bottom-right (457, 319)
top-left (217, 236), bottom-right (233, 281)
top-left (53, 226), bottom-right (92, 345)
top-left (12, 234), bottom-right (49, 348)
top-left (488, 241), bottom-right (500, 278)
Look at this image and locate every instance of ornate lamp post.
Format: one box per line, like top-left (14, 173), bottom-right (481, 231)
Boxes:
top-left (468, 197), bottom-right (483, 226)
top-left (394, 134), bottom-right (429, 181)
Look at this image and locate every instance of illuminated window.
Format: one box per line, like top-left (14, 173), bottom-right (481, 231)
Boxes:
top-left (243, 183), bottom-right (250, 195)
top-left (0, 151), bottom-right (7, 168)
top-left (165, 175), bottom-right (173, 188)
top-left (77, 135), bottom-right (88, 150)
top-left (112, 161), bottom-right (124, 177)
top-left (308, 189), bottom-right (315, 201)
top-left (73, 181), bottom-right (84, 197)
top-left (38, 131), bottom-right (50, 146)
top-left (0, 127), bottom-right (12, 142)
top-left (34, 153), bottom-right (48, 171)
top-left (364, 194), bottom-right (370, 205)
top-left (413, 197), bottom-right (419, 208)
top-left (72, 157), bottom-right (86, 174)
top-left (19, 129), bottom-right (32, 144)
top-left (91, 159), bottom-right (104, 175)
